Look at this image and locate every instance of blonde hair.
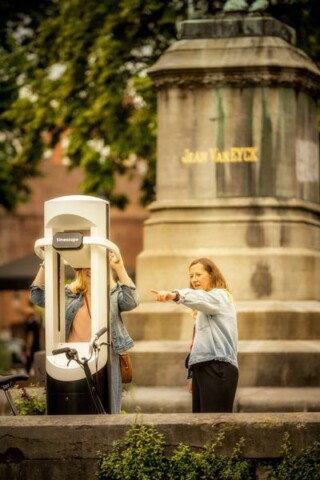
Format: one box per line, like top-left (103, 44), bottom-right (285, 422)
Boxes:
top-left (189, 257), bottom-right (230, 292)
top-left (70, 268), bottom-right (116, 294)
top-left (70, 270), bottom-right (89, 294)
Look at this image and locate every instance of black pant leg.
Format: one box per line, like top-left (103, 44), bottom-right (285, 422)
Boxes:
top-left (193, 360), bottom-right (238, 413)
top-left (191, 368), bottom-right (201, 413)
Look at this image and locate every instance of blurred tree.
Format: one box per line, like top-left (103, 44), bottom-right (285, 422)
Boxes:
top-left (0, 0), bottom-right (187, 211)
top-left (0, 0), bottom-right (59, 211)
top-left (0, 0), bottom-right (319, 212)
top-left (269, 1), bottom-right (320, 66)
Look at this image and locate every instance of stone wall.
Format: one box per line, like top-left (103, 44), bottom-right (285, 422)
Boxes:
top-left (0, 413), bottom-right (319, 479)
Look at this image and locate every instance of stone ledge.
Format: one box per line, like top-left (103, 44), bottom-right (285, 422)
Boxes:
top-left (1, 412), bottom-right (320, 479)
top-left (1, 412), bottom-right (320, 459)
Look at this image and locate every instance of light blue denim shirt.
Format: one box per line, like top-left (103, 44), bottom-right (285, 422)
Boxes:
top-left (176, 288), bottom-right (238, 369)
top-left (30, 280), bottom-right (139, 413)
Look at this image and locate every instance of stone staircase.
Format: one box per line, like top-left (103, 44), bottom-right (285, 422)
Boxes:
top-left (122, 300), bottom-right (320, 413)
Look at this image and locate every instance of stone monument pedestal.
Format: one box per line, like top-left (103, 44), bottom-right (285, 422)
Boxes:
top-left (123, 14), bottom-right (320, 413)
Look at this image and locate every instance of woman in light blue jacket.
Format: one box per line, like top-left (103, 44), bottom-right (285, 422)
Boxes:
top-left (151, 257), bottom-right (238, 413)
top-left (30, 251), bottom-right (139, 414)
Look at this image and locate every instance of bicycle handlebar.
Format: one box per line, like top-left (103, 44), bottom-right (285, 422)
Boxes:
top-left (50, 329), bottom-right (108, 414)
top-left (93, 326), bottom-right (108, 340)
top-left (52, 347), bottom-right (75, 356)
top-left (52, 327), bottom-right (107, 359)
top-left (89, 326), bottom-right (108, 355)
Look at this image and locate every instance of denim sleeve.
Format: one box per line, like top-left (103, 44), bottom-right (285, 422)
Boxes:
top-left (175, 288), bottom-right (222, 315)
top-left (117, 281), bottom-right (140, 312)
top-left (30, 285), bottom-right (45, 308)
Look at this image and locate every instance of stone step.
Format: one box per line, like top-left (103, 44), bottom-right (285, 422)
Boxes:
top-left (130, 340), bottom-right (320, 387)
top-left (121, 386), bottom-right (320, 414)
top-left (124, 303), bottom-right (192, 341)
top-left (235, 387), bottom-right (320, 413)
top-left (236, 300), bottom-right (320, 340)
top-left (122, 386), bottom-right (191, 413)
top-left (238, 339), bottom-right (320, 387)
top-left (124, 300), bottom-right (320, 341)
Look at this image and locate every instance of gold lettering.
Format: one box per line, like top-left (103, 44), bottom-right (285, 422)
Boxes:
top-left (243, 147), bottom-right (258, 162)
top-left (194, 151), bottom-right (208, 163)
top-left (181, 146), bottom-right (259, 164)
top-left (251, 147), bottom-right (258, 162)
top-left (238, 148), bottom-right (244, 161)
top-left (243, 148), bottom-right (251, 161)
top-left (181, 149), bottom-right (193, 164)
top-left (201, 152), bottom-right (208, 163)
top-left (216, 151), bottom-right (223, 163)
top-left (209, 148), bottom-right (218, 162)
top-left (222, 151), bottom-right (230, 162)
top-left (230, 148), bottom-right (241, 162)
top-left (230, 148), bottom-right (237, 162)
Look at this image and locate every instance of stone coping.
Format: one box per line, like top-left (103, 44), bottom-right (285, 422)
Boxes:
top-left (1, 412), bottom-right (320, 459)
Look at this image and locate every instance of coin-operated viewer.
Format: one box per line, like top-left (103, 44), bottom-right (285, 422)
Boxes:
top-left (32, 195), bottom-right (120, 414)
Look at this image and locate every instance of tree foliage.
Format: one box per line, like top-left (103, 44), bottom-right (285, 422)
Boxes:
top-left (0, 0), bottom-right (319, 212)
top-left (0, 0), bottom-right (186, 211)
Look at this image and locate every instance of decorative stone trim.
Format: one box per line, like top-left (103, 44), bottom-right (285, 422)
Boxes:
top-left (150, 67), bottom-right (320, 96)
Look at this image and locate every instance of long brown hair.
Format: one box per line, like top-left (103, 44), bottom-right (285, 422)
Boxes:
top-left (70, 267), bottom-right (115, 294)
top-left (70, 270), bottom-right (89, 294)
top-left (189, 258), bottom-right (230, 292)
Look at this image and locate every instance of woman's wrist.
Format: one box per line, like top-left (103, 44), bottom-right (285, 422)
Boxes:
top-left (172, 291), bottom-right (180, 302)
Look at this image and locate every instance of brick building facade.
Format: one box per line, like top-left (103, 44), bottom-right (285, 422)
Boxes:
top-left (0, 153), bottom-right (148, 340)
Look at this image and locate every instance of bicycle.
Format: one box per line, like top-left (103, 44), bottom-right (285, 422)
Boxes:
top-left (52, 326), bottom-right (109, 414)
top-left (0, 372), bottom-right (29, 415)
top-left (0, 327), bottom-right (108, 416)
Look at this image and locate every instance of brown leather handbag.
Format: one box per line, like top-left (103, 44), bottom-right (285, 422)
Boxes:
top-left (119, 353), bottom-right (133, 384)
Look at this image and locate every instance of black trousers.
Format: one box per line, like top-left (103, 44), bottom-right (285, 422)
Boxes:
top-left (192, 360), bottom-right (239, 413)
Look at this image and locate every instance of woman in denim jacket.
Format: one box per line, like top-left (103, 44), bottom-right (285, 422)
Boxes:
top-left (30, 251), bottom-right (139, 413)
top-left (151, 257), bottom-right (238, 413)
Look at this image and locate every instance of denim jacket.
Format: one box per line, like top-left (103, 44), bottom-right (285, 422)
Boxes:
top-left (30, 280), bottom-right (138, 352)
top-left (30, 280), bottom-right (139, 413)
top-left (176, 288), bottom-right (238, 369)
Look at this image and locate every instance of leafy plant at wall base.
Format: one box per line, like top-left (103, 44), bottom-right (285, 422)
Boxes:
top-left (97, 423), bottom-right (168, 479)
top-left (97, 424), bottom-right (254, 480)
top-left (168, 434), bottom-right (253, 480)
top-left (167, 443), bottom-right (200, 480)
top-left (14, 384), bottom-right (46, 415)
top-left (200, 435), bottom-right (252, 479)
top-left (266, 432), bottom-right (320, 480)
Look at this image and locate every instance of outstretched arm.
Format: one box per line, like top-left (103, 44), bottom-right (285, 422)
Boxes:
top-left (150, 290), bottom-right (179, 302)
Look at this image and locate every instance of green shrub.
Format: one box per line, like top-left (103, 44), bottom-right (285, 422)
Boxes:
top-left (14, 384), bottom-right (46, 415)
top-left (97, 424), bottom-right (253, 480)
top-left (97, 423), bottom-right (168, 479)
top-left (167, 434), bottom-right (252, 480)
top-left (167, 443), bottom-right (200, 480)
top-left (266, 432), bottom-right (320, 480)
top-left (97, 424), bottom-right (320, 480)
